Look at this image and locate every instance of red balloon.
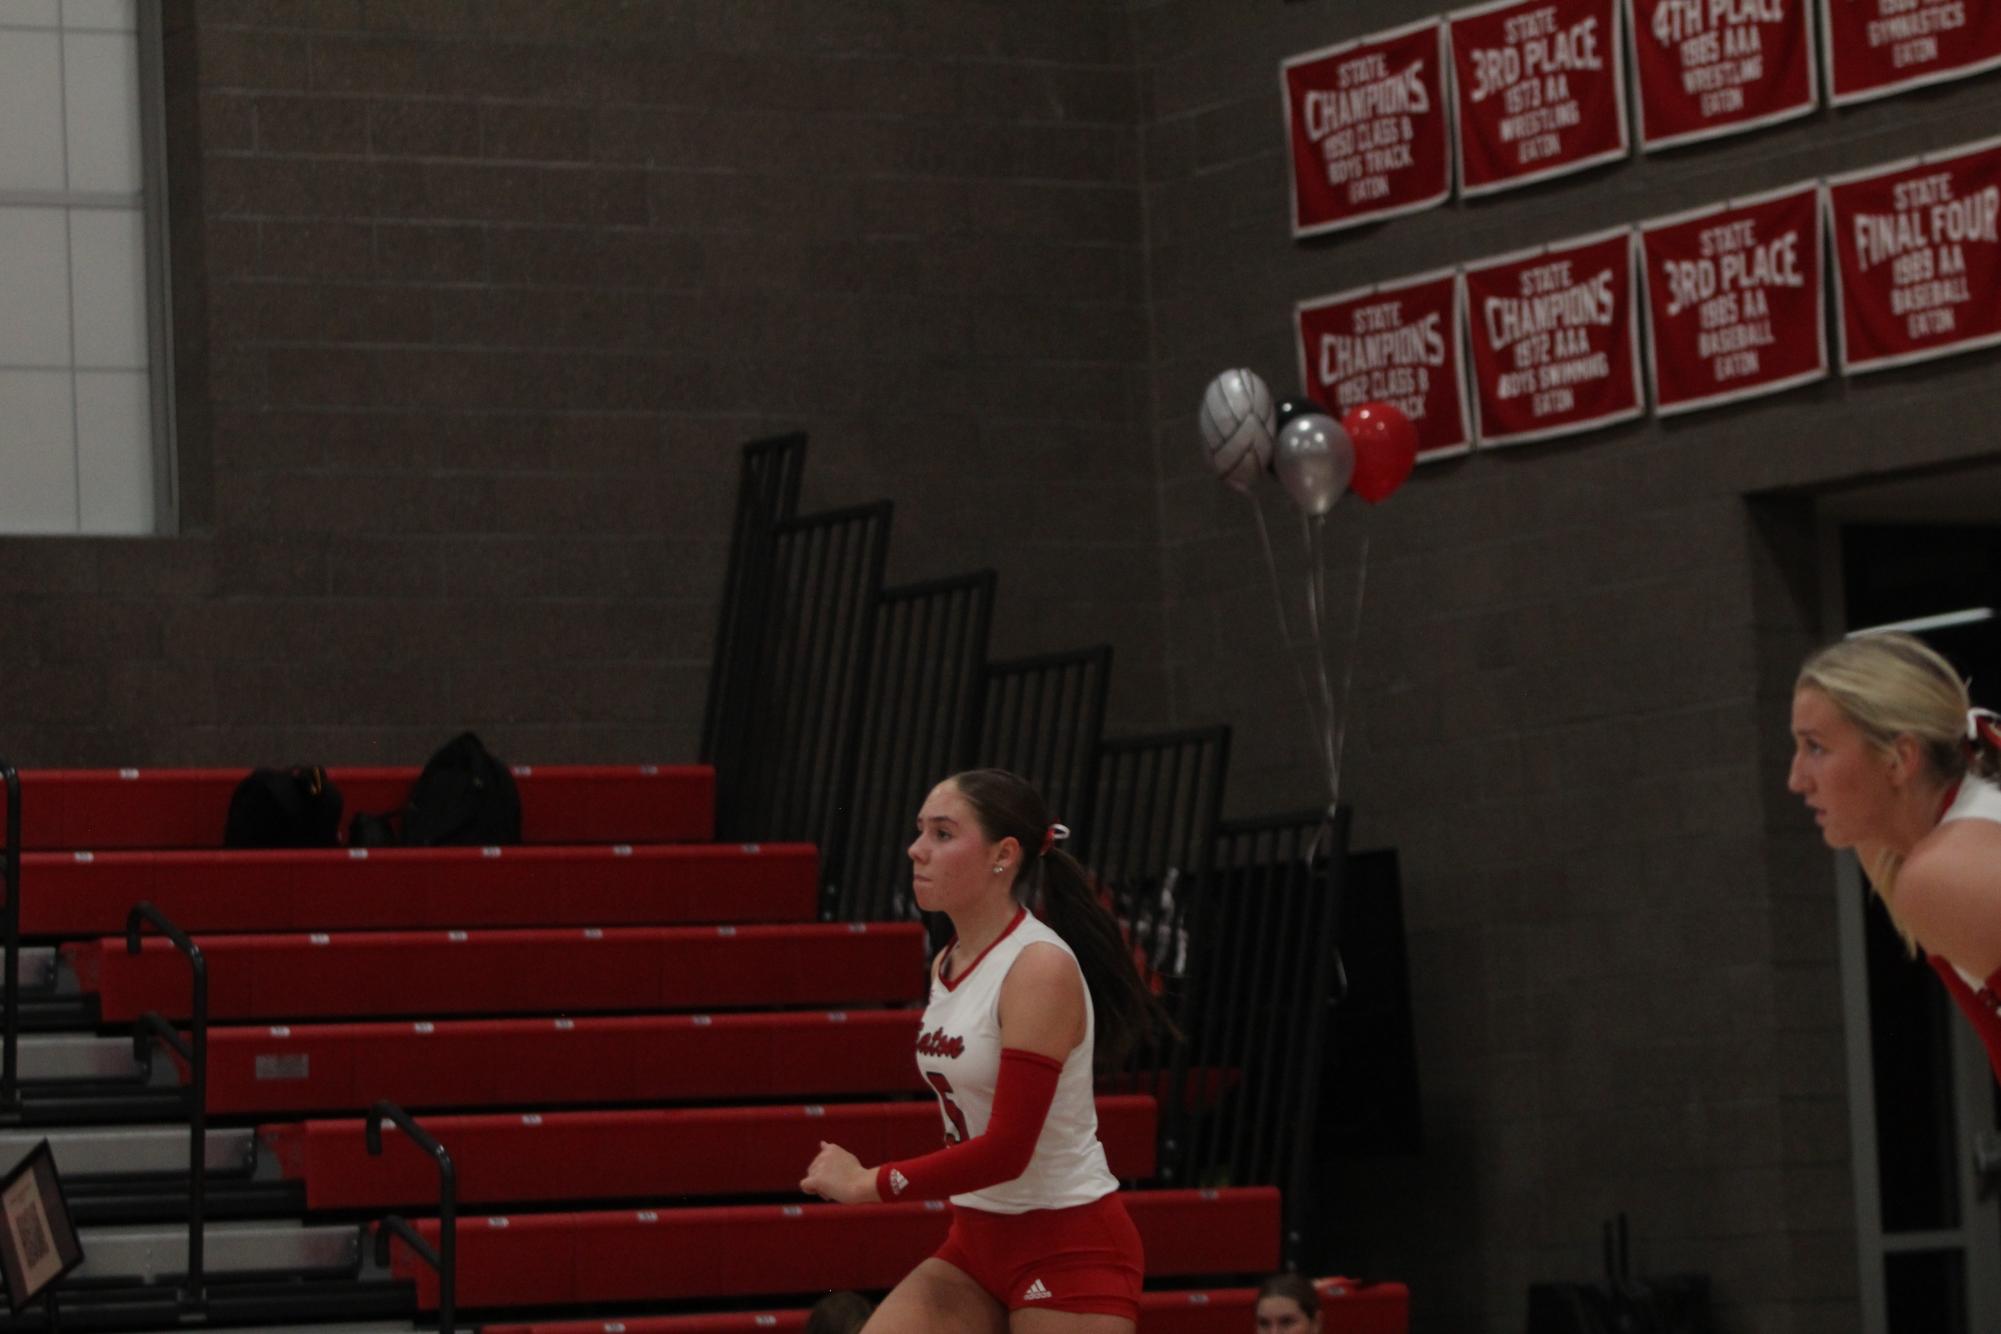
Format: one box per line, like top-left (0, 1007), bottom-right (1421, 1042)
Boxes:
top-left (1342, 401), bottom-right (1418, 504)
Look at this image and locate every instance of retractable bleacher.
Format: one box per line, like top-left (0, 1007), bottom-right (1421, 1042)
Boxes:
top-left (484, 1278), bottom-right (1413, 1334)
top-left (0, 763), bottom-right (1353, 1334)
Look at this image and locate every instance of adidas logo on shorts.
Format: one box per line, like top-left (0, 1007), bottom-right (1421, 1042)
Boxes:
top-left (887, 1169), bottom-right (909, 1197)
top-left (1023, 1279), bottom-right (1052, 1302)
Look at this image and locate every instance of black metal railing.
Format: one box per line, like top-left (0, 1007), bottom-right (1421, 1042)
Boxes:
top-left (1081, 727), bottom-right (1231, 1011)
top-left (831, 571), bottom-right (997, 922)
top-left (701, 431), bottom-right (806, 773)
top-left (720, 502), bottom-right (892, 861)
top-left (1075, 725), bottom-right (1231, 905)
top-left (125, 902), bottom-right (208, 1310)
top-left (2, 762), bottom-right (18, 1107)
top-left (1174, 807), bottom-right (1351, 1264)
top-left (1077, 728), bottom-right (1231, 1180)
top-left (368, 1100), bottom-right (457, 1334)
top-left (968, 646), bottom-right (1113, 823)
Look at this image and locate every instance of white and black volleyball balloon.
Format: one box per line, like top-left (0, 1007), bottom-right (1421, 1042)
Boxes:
top-left (1197, 368), bottom-right (1275, 494)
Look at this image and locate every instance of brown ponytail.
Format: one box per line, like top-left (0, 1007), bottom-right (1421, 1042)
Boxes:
top-left (948, 768), bottom-right (1175, 1069)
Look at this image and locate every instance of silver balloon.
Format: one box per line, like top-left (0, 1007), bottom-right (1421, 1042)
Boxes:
top-left (1272, 413), bottom-right (1354, 516)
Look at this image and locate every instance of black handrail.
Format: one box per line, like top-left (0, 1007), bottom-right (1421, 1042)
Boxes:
top-left (125, 902), bottom-right (206, 1310)
top-left (367, 1100), bottom-right (456, 1334)
top-left (2, 762), bottom-right (18, 1107)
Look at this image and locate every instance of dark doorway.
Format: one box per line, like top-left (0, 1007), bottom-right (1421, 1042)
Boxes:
top-left (1838, 521), bottom-right (2001, 1334)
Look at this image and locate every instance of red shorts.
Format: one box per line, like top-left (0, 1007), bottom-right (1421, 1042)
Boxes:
top-left (933, 1193), bottom-right (1143, 1320)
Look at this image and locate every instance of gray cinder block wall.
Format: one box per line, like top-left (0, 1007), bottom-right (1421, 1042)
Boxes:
top-left (0, 0), bottom-right (1170, 766)
top-left (3, 2), bottom-right (2000, 1331)
top-left (1136, 2), bottom-right (2001, 1331)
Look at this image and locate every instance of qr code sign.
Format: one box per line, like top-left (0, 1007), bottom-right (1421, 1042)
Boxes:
top-left (16, 1205), bottom-right (48, 1270)
top-left (4, 1161), bottom-right (70, 1297)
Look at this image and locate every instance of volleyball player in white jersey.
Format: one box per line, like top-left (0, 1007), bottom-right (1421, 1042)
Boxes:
top-left (1789, 633), bottom-right (2001, 1081)
top-left (800, 768), bottom-right (1172, 1333)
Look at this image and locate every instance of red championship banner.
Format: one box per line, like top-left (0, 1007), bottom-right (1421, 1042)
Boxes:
top-left (1627, 0), bottom-right (1819, 150)
top-left (1826, 135), bottom-right (2001, 374)
top-left (1449, 0), bottom-right (1629, 196)
top-left (1637, 183), bottom-right (1827, 415)
top-left (1282, 18), bottom-right (1454, 237)
top-left (1461, 227), bottom-right (1643, 446)
top-left (1820, 0), bottom-right (2001, 105)
top-left (1295, 269), bottom-right (1474, 462)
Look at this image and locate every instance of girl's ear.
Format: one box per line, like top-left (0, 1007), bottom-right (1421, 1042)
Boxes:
top-left (1889, 733), bottom-right (1926, 786)
top-left (1888, 740), bottom-right (1920, 784)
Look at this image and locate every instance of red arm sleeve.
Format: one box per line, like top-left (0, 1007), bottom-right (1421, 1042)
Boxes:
top-left (876, 1048), bottom-right (1063, 1201)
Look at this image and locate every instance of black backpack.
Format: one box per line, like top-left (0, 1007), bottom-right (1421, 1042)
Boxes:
top-left (224, 767), bottom-right (344, 849)
top-left (400, 732), bottom-right (522, 847)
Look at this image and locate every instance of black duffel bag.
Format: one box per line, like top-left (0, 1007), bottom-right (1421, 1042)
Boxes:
top-left (224, 766), bottom-right (343, 849)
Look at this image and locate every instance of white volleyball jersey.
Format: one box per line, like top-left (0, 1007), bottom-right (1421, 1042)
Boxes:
top-left (913, 907), bottom-right (1118, 1214)
top-left (1941, 774), bottom-right (2001, 829)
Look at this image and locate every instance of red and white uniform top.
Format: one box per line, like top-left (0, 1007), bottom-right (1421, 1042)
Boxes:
top-left (914, 907), bottom-right (1117, 1214)
top-left (1931, 776), bottom-right (2001, 1082)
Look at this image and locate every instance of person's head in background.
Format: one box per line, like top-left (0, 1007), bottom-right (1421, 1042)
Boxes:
top-left (1791, 632), bottom-right (2001, 933)
top-left (1254, 1272), bottom-right (1321, 1334)
top-left (803, 1290), bottom-right (873, 1334)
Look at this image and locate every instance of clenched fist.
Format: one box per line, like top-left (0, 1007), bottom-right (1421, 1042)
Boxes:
top-left (799, 1140), bottom-right (880, 1204)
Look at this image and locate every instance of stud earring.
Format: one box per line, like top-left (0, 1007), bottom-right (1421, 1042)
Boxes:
top-left (992, 863), bottom-right (1005, 874)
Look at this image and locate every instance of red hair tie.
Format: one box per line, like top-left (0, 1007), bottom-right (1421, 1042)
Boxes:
top-left (1970, 708), bottom-right (2001, 753)
top-left (1039, 822), bottom-right (1070, 856)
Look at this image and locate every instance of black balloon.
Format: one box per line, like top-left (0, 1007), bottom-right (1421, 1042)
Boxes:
top-left (1271, 395), bottom-right (1331, 439)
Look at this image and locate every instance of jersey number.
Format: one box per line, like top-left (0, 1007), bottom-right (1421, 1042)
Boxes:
top-left (924, 1071), bottom-right (969, 1145)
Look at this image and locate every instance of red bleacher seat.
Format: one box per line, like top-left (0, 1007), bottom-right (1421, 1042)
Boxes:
top-left (383, 1188), bottom-right (1280, 1308)
top-left (0, 765), bottom-right (716, 850)
top-left (483, 1280), bottom-right (1411, 1334)
top-left (18, 842), bottom-right (817, 935)
top-left (180, 1011), bottom-right (924, 1113)
top-left (262, 1096), bottom-right (1158, 1208)
top-left (71, 923), bottom-right (927, 1022)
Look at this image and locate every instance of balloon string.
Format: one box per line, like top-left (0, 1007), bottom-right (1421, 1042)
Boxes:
top-left (1302, 514), bottom-right (1339, 806)
top-left (1251, 497), bottom-right (1296, 643)
top-left (1313, 521), bottom-right (1340, 805)
top-left (1329, 532), bottom-right (1371, 809)
top-left (1251, 497), bottom-right (1319, 749)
